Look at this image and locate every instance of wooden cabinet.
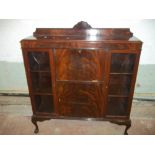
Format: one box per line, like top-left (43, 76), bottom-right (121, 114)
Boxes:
top-left (21, 21), bottom-right (142, 134)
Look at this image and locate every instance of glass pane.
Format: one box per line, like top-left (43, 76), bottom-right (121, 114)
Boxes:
top-left (56, 49), bottom-right (105, 81)
top-left (31, 72), bottom-right (52, 93)
top-left (34, 95), bottom-right (54, 113)
top-left (108, 74), bottom-right (132, 95)
top-left (107, 97), bottom-right (128, 116)
top-left (110, 53), bottom-right (136, 73)
top-left (28, 52), bottom-right (50, 71)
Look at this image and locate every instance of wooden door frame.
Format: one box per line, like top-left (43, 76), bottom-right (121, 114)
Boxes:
top-left (104, 50), bottom-right (141, 118)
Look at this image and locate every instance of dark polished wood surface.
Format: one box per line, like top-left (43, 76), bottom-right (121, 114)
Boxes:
top-left (55, 49), bottom-right (105, 81)
top-left (21, 21), bottom-right (142, 134)
top-left (57, 82), bottom-right (104, 117)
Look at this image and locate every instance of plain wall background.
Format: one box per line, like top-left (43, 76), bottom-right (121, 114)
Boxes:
top-left (0, 0), bottom-right (154, 153)
top-left (0, 19), bottom-right (155, 95)
top-left (0, 19), bottom-right (155, 64)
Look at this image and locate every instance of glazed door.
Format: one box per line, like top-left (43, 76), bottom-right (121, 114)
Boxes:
top-left (55, 49), bottom-right (106, 117)
top-left (22, 49), bottom-right (56, 115)
top-left (105, 51), bottom-right (139, 118)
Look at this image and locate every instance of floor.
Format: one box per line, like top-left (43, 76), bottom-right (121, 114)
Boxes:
top-left (0, 96), bottom-right (155, 135)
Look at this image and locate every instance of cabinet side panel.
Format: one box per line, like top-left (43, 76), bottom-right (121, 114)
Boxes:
top-left (127, 51), bottom-right (141, 115)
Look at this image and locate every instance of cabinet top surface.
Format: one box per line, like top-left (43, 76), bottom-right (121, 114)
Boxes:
top-left (22, 35), bottom-right (141, 42)
top-left (21, 21), bottom-right (142, 43)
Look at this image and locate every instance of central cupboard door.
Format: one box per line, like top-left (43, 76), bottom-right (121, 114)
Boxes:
top-left (55, 49), bottom-right (106, 117)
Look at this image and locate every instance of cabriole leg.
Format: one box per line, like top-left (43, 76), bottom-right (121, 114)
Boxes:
top-left (124, 120), bottom-right (131, 135)
top-left (110, 119), bottom-right (131, 135)
top-left (31, 116), bottom-right (39, 134)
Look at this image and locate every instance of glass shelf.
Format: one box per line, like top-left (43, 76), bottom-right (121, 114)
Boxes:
top-left (110, 73), bottom-right (133, 75)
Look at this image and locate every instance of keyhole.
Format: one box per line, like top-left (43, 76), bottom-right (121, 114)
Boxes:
top-left (78, 50), bottom-right (82, 54)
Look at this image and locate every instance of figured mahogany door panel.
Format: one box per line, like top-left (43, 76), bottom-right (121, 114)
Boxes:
top-left (57, 83), bottom-right (104, 117)
top-left (33, 95), bottom-right (54, 114)
top-left (110, 53), bottom-right (136, 73)
top-left (28, 52), bottom-right (50, 71)
top-left (108, 74), bottom-right (132, 95)
top-left (106, 97), bottom-right (129, 116)
top-left (55, 49), bottom-right (105, 81)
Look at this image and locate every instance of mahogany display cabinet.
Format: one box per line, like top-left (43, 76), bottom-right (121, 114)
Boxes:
top-left (21, 21), bottom-right (143, 134)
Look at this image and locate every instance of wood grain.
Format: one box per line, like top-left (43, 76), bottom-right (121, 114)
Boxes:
top-left (55, 49), bottom-right (105, 81)
top-left (57, 82), bottom-right (104, 117)
top-left (21, 22), bottom-right (143, 134)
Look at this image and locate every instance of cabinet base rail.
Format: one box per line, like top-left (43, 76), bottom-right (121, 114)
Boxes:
top-left (31, 115), bottom-right (131, 135)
